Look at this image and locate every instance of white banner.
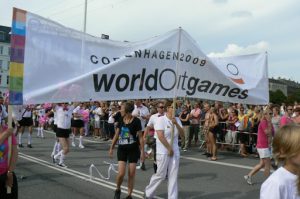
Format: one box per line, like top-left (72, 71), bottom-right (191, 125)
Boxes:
top-left (21, 11), bottom-right (269, 104)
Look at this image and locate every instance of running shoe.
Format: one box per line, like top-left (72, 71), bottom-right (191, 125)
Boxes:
top-left (244, 175), bottom-right (253, 185)
top-left (27, 144), bottom-right (33, 148)
top-left (140, 162), bottom-right (146, 171)
top-left (71, 142), bottom-right (76, 147)
top-left (58, 163), bottom-right (67, 168)
top-left (51, 155), bottom-right (56, 164)
top-left (79, 144), bottom-right (85, 149)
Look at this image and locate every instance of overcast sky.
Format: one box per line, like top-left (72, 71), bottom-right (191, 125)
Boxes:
top-left (1, 0), bottom-right (299, 82)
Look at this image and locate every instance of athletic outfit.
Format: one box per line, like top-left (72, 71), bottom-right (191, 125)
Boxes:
top-left (145, 116), bottom-right (182, 199)
top-left (116, 117), bottom-right (142, 163)
top-left (71, 106), bottom-right (84, 148)
top-left (53, 105), bottom-right (74, 167)
top-left (18, 107), bottom-right (34, 147)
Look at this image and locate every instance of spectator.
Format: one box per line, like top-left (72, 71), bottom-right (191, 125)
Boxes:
top-left (280, 105), bottom-right (294, 127)
top-left (260, 124), bottom-right (300, 199)
top-left (179, 105), bottom-right (190, 151)
top-left (189, 102), bottom-right (201, 146)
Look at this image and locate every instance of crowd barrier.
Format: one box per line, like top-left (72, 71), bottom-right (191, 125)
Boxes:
top-left (198, 122), bottom-right (258, 152)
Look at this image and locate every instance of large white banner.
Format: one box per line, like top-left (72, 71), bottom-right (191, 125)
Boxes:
top-left (18, 10), bottom-right (269, 104)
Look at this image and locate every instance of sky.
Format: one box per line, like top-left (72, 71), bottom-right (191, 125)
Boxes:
top-left (1, 0), bottom-right (299, 82)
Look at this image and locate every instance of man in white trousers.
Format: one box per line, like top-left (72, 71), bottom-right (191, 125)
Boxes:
top-left (144, 100), bottom-right (184, 199)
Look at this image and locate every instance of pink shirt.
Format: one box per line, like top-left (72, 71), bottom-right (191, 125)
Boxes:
top-left (279, 115), bottom-right (293, 127)
top-left (190, 108), bottom-right (201, 124)
top-left (257, 119), bottom-right (274, 149)
top-left (0, 135), bottom-right (17, 175)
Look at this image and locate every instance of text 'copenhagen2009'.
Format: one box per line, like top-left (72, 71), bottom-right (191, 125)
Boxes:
top-left (91, 49), bottom-right (248, 100)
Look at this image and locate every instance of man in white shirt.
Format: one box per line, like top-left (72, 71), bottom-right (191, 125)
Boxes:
top-left (145, 101), bottom-right (184, 199)
top-left (92, 102), bottom-right (103, 138)
top-left (144, 101), bottom-right (165, 173)
top-left (132, 99), bottom-right (150, 171)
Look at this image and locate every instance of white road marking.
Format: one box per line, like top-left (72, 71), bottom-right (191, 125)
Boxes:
top-left (181, 156), bottom-right (253, 170)
top-left (42, 129), bottom-right (264, 171)
top-left (19, 152), bottom-right (164, 199)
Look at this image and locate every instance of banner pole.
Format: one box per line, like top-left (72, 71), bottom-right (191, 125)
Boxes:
top-left (80, 0), bottom-right (88, 78)
top-left (83, 0), bottom-right (87, 33)
top-left (171, 27), bottom-right (182, 146)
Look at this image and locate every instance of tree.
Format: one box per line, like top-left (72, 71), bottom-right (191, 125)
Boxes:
top-left (269, 90), bottom-right (287, 104)
top-left (286, 88), bottom-right (300, 104)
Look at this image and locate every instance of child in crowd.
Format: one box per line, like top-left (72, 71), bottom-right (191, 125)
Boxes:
top-left (260, 124), bottom-right (300, 199)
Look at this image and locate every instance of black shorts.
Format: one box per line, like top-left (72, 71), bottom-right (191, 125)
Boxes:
top-left (19, 117), bottom-right (33, 127)
top-left (117, 143), bottom-right (140, 163)
top-left (71, 119), bottom-right (84, 128)
top-left (210, 126), bottom-right (220, 138)
top-left (237, 131), bottom-right (249, 144)
top-left (56, 128), bottom-right (71, 138)
top-left (53, 124), bottom-right (58, 133)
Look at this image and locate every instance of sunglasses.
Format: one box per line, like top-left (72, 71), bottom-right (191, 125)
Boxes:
top-left (157, 106), bottom-right (164, 109)
top-left (269, 112), bottom-right (273, 115)
top-left (288, 109), bottom-right (293, 111)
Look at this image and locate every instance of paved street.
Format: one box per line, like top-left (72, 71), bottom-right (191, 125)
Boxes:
top-left (15, 129), bottom-right (265, 199)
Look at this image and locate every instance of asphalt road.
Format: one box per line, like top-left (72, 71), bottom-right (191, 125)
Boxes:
top-left (14, 129), bottom-right (266, 199)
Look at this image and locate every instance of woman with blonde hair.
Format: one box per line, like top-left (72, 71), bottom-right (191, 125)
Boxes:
top-left (244, 109), bottom-right (274, 185)
top-left (260, 124), bottom-right (300, 199)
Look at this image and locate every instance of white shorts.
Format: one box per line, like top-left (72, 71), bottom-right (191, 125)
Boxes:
top-left (257, 148), bottom-right (271, 159)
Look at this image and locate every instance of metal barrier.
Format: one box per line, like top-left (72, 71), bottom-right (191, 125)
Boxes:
top-left (197, 122), bottom-right (257, 152)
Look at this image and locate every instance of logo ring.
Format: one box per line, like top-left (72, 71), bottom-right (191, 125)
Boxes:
top-left (226, 63), bottom-right (239, 76)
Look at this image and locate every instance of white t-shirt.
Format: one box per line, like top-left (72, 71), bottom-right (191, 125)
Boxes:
top-left (56, 105), bottom-right (74, 129)
top-left (108, 111), bottom-right (116, 124)
top-left (132, 105), bottom-right (150, 131)
top-left (260, 167), bottom-right (300, 199)
top-left (154, 115), bottom-right (182, 155)
top-left (12, 105), bottom-right (23, 121)
top-left (93, 107), bottom-right (103, 121)
top-left (53, 110), bottom-right (57, 125)
top-left (147, 113), bottom-right (165, 139)
top-left (22, 107), bottom-right (32, 118)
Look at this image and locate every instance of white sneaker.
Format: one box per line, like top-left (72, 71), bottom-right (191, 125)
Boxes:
top-left (244, 175), bottom-right (253, 185)
top-left (79, 144), bottom-right (85, 149)
top-left (72, 142), bottom-right (76, 147)
top-left (58, 163), bottom-right (67, 168)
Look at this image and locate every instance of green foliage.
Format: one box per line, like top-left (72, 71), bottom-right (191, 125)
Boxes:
top-left (269, 90), bottom-right (287, 104)
top-left (286, 88), bottom-right (300, 104)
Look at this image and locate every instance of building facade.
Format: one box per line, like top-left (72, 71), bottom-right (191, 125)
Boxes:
top-left (269, 78), bottom-right (288, 96)
top-left (0, 25), bottom-right (10, 97)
